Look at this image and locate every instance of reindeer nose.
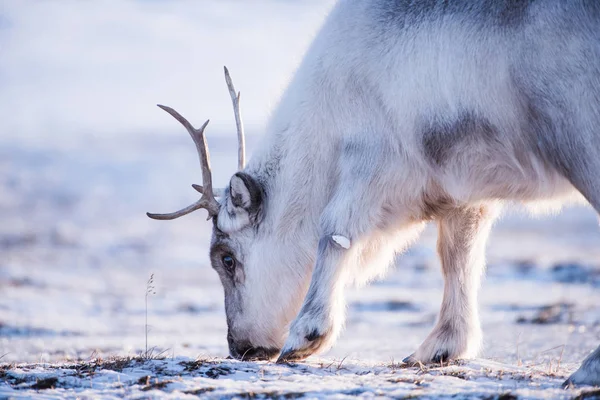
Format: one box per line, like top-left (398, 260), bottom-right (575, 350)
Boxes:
top-left (227, 329), bottom-right (279, 361)
top-left (228, 335), bottom-right (278, 361)
top-left (231, 345), bottom-right (278, 361)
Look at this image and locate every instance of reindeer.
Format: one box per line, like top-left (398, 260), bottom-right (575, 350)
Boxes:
top-left (148, 0), bottom-right (600, 387)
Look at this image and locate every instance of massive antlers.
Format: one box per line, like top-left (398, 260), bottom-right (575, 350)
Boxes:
top-left (146, 67), bottom-right (246, 221)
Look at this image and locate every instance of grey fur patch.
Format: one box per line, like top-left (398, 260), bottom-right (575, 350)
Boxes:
top-left (298, 236), bottom-right (334, 320)
top-left (422, 112), bottom-right (498, 166)
top-left (515, 80), bottom-right (600, 211)
top-left (342, 135), bottom-right (384, 180)
top-left (495, 0), bottom-right (531, 27)
top-left (376, 0), bottom-right (534, 30)
top-left (301, 288), bottom-right (325, 322)
top-left (517, 89), bottom-right (565, 168)
top-left (209, 229), bottom-right (245, 335)
top-left (315, 234), bottom-right (334, 255)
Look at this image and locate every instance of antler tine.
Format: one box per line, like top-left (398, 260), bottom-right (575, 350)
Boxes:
top-left (147, 105), bottom-right (220, 220)
top-left (191, 184), bottom-right (224, 198)
top-left (146, 199), bottom-right (213, 221)
top-left (224, 66), bottom-right (246, 170)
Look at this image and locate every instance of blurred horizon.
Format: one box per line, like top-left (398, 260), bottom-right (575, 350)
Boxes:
top-left (0, 0), bottom-right (336, 150)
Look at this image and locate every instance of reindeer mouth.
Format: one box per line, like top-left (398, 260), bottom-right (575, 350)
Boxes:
top-left (229, 345), bottom-right (280, 361)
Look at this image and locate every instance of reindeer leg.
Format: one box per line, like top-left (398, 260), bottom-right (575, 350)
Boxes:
top-left (276, 232), bottom-right (353, 362)
top-left (552, 136), bottom-right (600, 388)
top-left (406, 204), bottom-right (499, 364)
top-left (526, 87), bottom-right (600, 387)
top-left (277, 134), bottom-right (422, 362)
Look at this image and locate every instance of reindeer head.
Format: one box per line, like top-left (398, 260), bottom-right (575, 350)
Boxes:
top-left (147, 68), bottom-right (308, 360)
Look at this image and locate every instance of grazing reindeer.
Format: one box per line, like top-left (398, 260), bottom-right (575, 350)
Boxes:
top-left (148, 0), bottom-right (600, 387)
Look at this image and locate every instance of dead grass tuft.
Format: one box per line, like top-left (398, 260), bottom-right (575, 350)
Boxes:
top-left (387, 376), bottom-right (428, 386)
top-left (179, 358), bottom-right (233, 379)
top-left (139, 377), bottom-right (175, 392)
top-left (183, 387), bottom-right (216, 395)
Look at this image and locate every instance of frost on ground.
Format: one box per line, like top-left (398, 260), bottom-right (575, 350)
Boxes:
top-left (1, 1), bottom-right (600, 398)
top-left (3, 357), bottom-right (600, 400)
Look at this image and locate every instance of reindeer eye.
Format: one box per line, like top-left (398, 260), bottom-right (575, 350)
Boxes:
top-left (222, 255), bottom-right (236, 270)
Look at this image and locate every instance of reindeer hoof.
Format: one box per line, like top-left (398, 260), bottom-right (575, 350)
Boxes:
top-left (277, 331), bottom-right (328, 364)
top-left (278, 305), bottom-right (339, 364)
top-left (409, 321), bottom-right (481, 366)
top-left (403, 350), bottom-right (452, 366)
top-left (431, 350), bottom-right (451, 364)
top-left (276, 349), bottom-right (309, 364)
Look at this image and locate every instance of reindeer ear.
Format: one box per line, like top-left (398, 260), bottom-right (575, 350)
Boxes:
top-left (217, 172), bottom-right (264, 233)
top-left (229, 173), bottom-right (262, 211)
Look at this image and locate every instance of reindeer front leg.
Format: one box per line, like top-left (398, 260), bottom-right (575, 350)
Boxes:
top-left (277, 135), bottom-right (395, 362)
top-left (277, 232), bottom-right (353, 362)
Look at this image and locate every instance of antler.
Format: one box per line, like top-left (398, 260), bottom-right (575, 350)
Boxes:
top-left (146, 67), bottom-right (246, 222)
top-left (224, 66), bottom-right (246, 170)
top-left (146, 105), bottom-right (221, 221)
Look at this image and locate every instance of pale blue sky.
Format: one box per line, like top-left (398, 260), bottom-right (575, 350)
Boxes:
top-left (0, 1), bottom-right (334, 149)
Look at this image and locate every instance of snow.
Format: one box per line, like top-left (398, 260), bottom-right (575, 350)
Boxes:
top-left (2, 357), bottom-right (600, 399)
top-left (1, 1), bottom-right (600, 398)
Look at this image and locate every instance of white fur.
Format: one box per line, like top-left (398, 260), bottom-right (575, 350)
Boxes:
top-left (209, 0), bottom-right (600, 382)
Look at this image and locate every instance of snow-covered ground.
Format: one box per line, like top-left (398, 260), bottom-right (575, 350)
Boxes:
top-left (4, 357), bottom-right (600, 399)
top-left (1, 1), bottom-right (600, 398)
